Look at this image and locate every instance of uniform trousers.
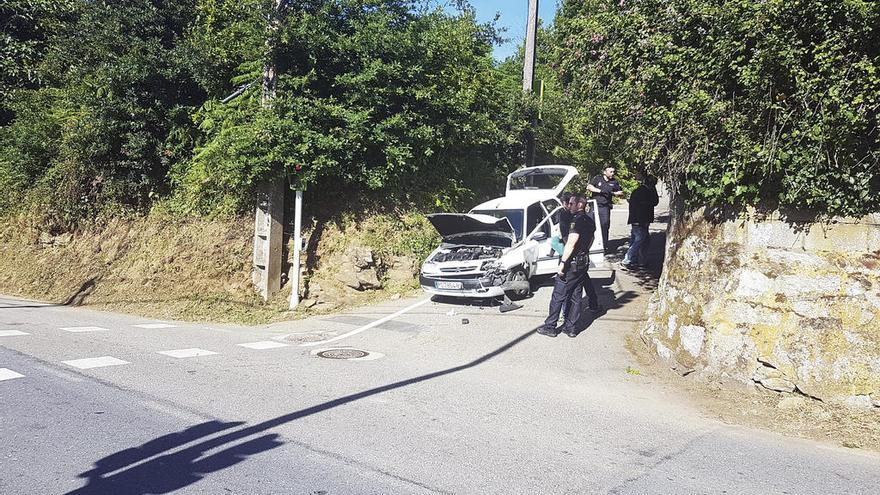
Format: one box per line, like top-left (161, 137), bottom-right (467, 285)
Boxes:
top-left (543, 264), bottom-right (597, 331)
top-left (596, 206), bottom-right (611, 252)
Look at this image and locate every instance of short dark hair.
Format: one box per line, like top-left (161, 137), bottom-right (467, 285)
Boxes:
top-left (561, 192), bottom-right (573, 203)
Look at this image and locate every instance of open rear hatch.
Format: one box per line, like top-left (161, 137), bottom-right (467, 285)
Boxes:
top-left (427, 213), bottom-right (515, 247)
top-left (505, 165), bottom-right (578, 197)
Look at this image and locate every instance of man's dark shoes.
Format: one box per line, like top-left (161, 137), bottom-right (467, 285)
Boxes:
top-left (537, 326), bottom-right (560, 337)
top-left (561, 326), bottom-right (578, 338)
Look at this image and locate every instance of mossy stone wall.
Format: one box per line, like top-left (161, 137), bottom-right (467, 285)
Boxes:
top-left (643, 207), bottom-right (880, 407)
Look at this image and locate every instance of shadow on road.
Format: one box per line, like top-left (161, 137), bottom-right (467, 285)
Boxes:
top-left (64, 327), bottom-right (538, 494)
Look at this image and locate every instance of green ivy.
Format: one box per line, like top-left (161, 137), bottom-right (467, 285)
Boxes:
top-left (552, 0), bottom-right (880, 217)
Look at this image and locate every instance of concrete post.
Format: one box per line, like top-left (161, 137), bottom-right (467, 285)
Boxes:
top-left (252, 0), bottom-right (285, 301)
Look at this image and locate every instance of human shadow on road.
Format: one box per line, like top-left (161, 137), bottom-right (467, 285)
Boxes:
top-left (65, 327), bottom-right (538, 494)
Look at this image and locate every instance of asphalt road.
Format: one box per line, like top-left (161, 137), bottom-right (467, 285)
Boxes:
top-left (2, 202), bottom-right (879, 494)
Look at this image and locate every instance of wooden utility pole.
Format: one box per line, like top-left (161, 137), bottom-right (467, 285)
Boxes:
top-left (523, 0), bottom-right (539, 168)
top-left (253, 0), bottom-right (285, 301)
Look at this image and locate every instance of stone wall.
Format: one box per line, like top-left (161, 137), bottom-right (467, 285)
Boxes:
top-left (643, 204), bottom-right (880, 407)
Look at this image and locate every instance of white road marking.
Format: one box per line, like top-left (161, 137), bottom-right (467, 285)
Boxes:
top-left (0, 330), bottom-right (30, 337)
top-left (237, 341), bottom-right (289, 350)
top-left (157, 348), bottom-right (218, 358)
top-left (60, 326), bottom-right (110, 333)
top-left (300, 298), bottom-right (430, 347)
top-left (0, 368), bottom-right (25, 381)
top-left (62, 356), bottom-right (129, 370)
top-left (133, 323), bottom-right (177, 329)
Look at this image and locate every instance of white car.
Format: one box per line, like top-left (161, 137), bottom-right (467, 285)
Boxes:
top-left (420, 165), bottom-right (602, 299)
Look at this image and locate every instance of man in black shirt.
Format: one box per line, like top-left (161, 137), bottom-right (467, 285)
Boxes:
top-left (586, 166), bottom-right (624, 253)
top-left (552, 192), bottom-right (575, 256)
top-left (539, 195), bottom-right (600, 338)
top-left (621, 172), bottom-right (659, 269)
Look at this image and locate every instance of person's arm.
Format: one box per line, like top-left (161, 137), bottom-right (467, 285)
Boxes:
top-left (557, 232), bottom-right (580, 276)
top-left (586, 176), bottom-right (601, 194)
top-left (612, 181), bottom-right (624, 197)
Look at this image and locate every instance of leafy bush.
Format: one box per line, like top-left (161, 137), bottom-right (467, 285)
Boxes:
top-left (173, 0), bottom-right (524, 214)
top-left (553, 0), bottom-right (880, 217)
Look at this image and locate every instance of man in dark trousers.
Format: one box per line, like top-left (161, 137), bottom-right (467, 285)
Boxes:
top-left (621, 172), bottom-right (659, 269)
top-left (586, 165), bottom-right (624, 253)
top-left (539, 195), bottom-right (600, 338)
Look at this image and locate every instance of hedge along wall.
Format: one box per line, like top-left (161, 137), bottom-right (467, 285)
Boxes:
top-left (643, 206), bottom-right (880, 407)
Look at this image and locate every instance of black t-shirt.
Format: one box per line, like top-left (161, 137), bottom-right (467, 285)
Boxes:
top-left (559, 208), bottom-right (573, 241)
top-left (569, 212), bottom-right (595, 255)
top-left (589, 175), bottom-right (622, 208)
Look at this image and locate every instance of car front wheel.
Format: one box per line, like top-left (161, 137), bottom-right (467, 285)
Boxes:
top-left (505, 267), bottom-right (531, 299)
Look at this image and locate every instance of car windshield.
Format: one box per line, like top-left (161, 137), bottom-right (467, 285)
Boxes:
top-left (470, 209), bottom-right (524, 241)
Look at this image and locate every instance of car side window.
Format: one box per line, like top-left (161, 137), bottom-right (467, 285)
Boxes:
top-left (526, 202), bottom-right (546, 236)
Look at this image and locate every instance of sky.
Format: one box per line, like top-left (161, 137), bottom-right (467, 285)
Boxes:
top-left (448, 1), bottom-right (560, 61)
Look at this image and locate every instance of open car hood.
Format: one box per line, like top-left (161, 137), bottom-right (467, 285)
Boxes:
top-left (427, 213), bottom-right (515, 247)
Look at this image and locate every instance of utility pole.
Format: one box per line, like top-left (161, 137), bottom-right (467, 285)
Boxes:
top-left (252, 0), bottom-right (285, 301)
top-left (522, 0), bottom-right (539, 168)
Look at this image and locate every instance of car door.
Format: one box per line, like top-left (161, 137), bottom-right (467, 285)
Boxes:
top-left (523, 202), bottom-right (559, 276)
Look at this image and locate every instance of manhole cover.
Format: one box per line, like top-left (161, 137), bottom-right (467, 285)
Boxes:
top-left (317, 349), bottom-right (369, 360)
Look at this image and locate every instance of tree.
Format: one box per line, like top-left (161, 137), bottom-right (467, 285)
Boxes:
top-left (552, 0), bottom-right (880, 217)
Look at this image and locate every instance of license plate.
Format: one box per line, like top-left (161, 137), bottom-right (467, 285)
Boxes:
top-left (435, 281), bottom-right (463, 290)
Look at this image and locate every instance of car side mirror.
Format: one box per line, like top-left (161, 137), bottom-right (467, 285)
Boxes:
top-left (531, 231), bottom-right (547, 241)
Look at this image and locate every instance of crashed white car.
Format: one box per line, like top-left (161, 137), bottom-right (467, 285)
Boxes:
top-left (420, 165), bottom-right (591, 299)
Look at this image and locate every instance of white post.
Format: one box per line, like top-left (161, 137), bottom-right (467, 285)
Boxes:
top-left (588, 199), bottom-right (606, 268)
top-left (289, 190), bottom-right (303, 310)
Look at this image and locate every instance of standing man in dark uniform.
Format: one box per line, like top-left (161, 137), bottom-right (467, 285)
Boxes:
top-left (539, 196), bottom-right (600, 338)
top-left (586, 166), bottom-right (624, 253)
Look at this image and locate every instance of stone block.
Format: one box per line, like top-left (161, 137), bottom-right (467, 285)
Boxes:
top-left (735, 270), bottom-right (772, 298)
top-left (775, 275), bottom-right (841, 299)
top-left (679, 325), bottom-right (706, 357)
top-left (791, 301), bottom-right (830, 319)
top-left (803, 223), bottom-right (869, 253)
top-left (747, 221), bottom-right (803, 250)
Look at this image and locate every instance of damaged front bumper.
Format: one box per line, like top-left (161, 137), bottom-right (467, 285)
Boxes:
top-left (419, 272), bottom-right (506, 298)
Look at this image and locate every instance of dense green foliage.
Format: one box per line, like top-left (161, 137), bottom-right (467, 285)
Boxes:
top-left (1, 0), bottom-right (527, 225)
top-left (175, 0), bottom-right (525, 214)
top-left (552, 0), bottom-right (880, 216)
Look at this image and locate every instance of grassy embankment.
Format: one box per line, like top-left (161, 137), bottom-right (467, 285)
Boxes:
top-left (0, 207), bottom-right (438, 325)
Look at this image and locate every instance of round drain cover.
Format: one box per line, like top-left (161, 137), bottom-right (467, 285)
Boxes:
top-left (317, 349), bottom-right (369, 360)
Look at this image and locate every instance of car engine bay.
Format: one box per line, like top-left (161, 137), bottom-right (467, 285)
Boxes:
top-left (430, 245), bottom-right (504, 263)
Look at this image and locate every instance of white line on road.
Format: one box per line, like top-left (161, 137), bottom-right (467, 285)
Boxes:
top-left (0, 330), bottom-right (30, 337)
top-left (300, 298), bottom-right (431, 347)
top-left (62, 356), bottom-right (129, 370)
top-left (0, 368), bottom-right (25, 381)
top-left (237, 341), bottom-right (289, 350)
top-left (133, 323), bottom-right (178, 329)
top-left (157, 348), bottom-right (218, 358)
top-left (60, 326), bottom-right (110, 333)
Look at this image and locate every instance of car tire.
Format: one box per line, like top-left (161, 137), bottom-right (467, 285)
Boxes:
top-left (505, 267), bottom-right (532, 300)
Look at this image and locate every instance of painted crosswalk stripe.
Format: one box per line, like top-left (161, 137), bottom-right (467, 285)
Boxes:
top-left (62, 356), bottom-right (129, 369)
top-left (0, 368), bottom-right (25, 381)
top-left (237, 341), bottom-right (289, 350)
top-left (157, 348), bottom-right (217, 358)
top-left (133, 323), bottom-right (177, 329)
top-left (0, 330), bottom-right (30, 337)
top-left (60, 326), bottom-right (110, 333)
